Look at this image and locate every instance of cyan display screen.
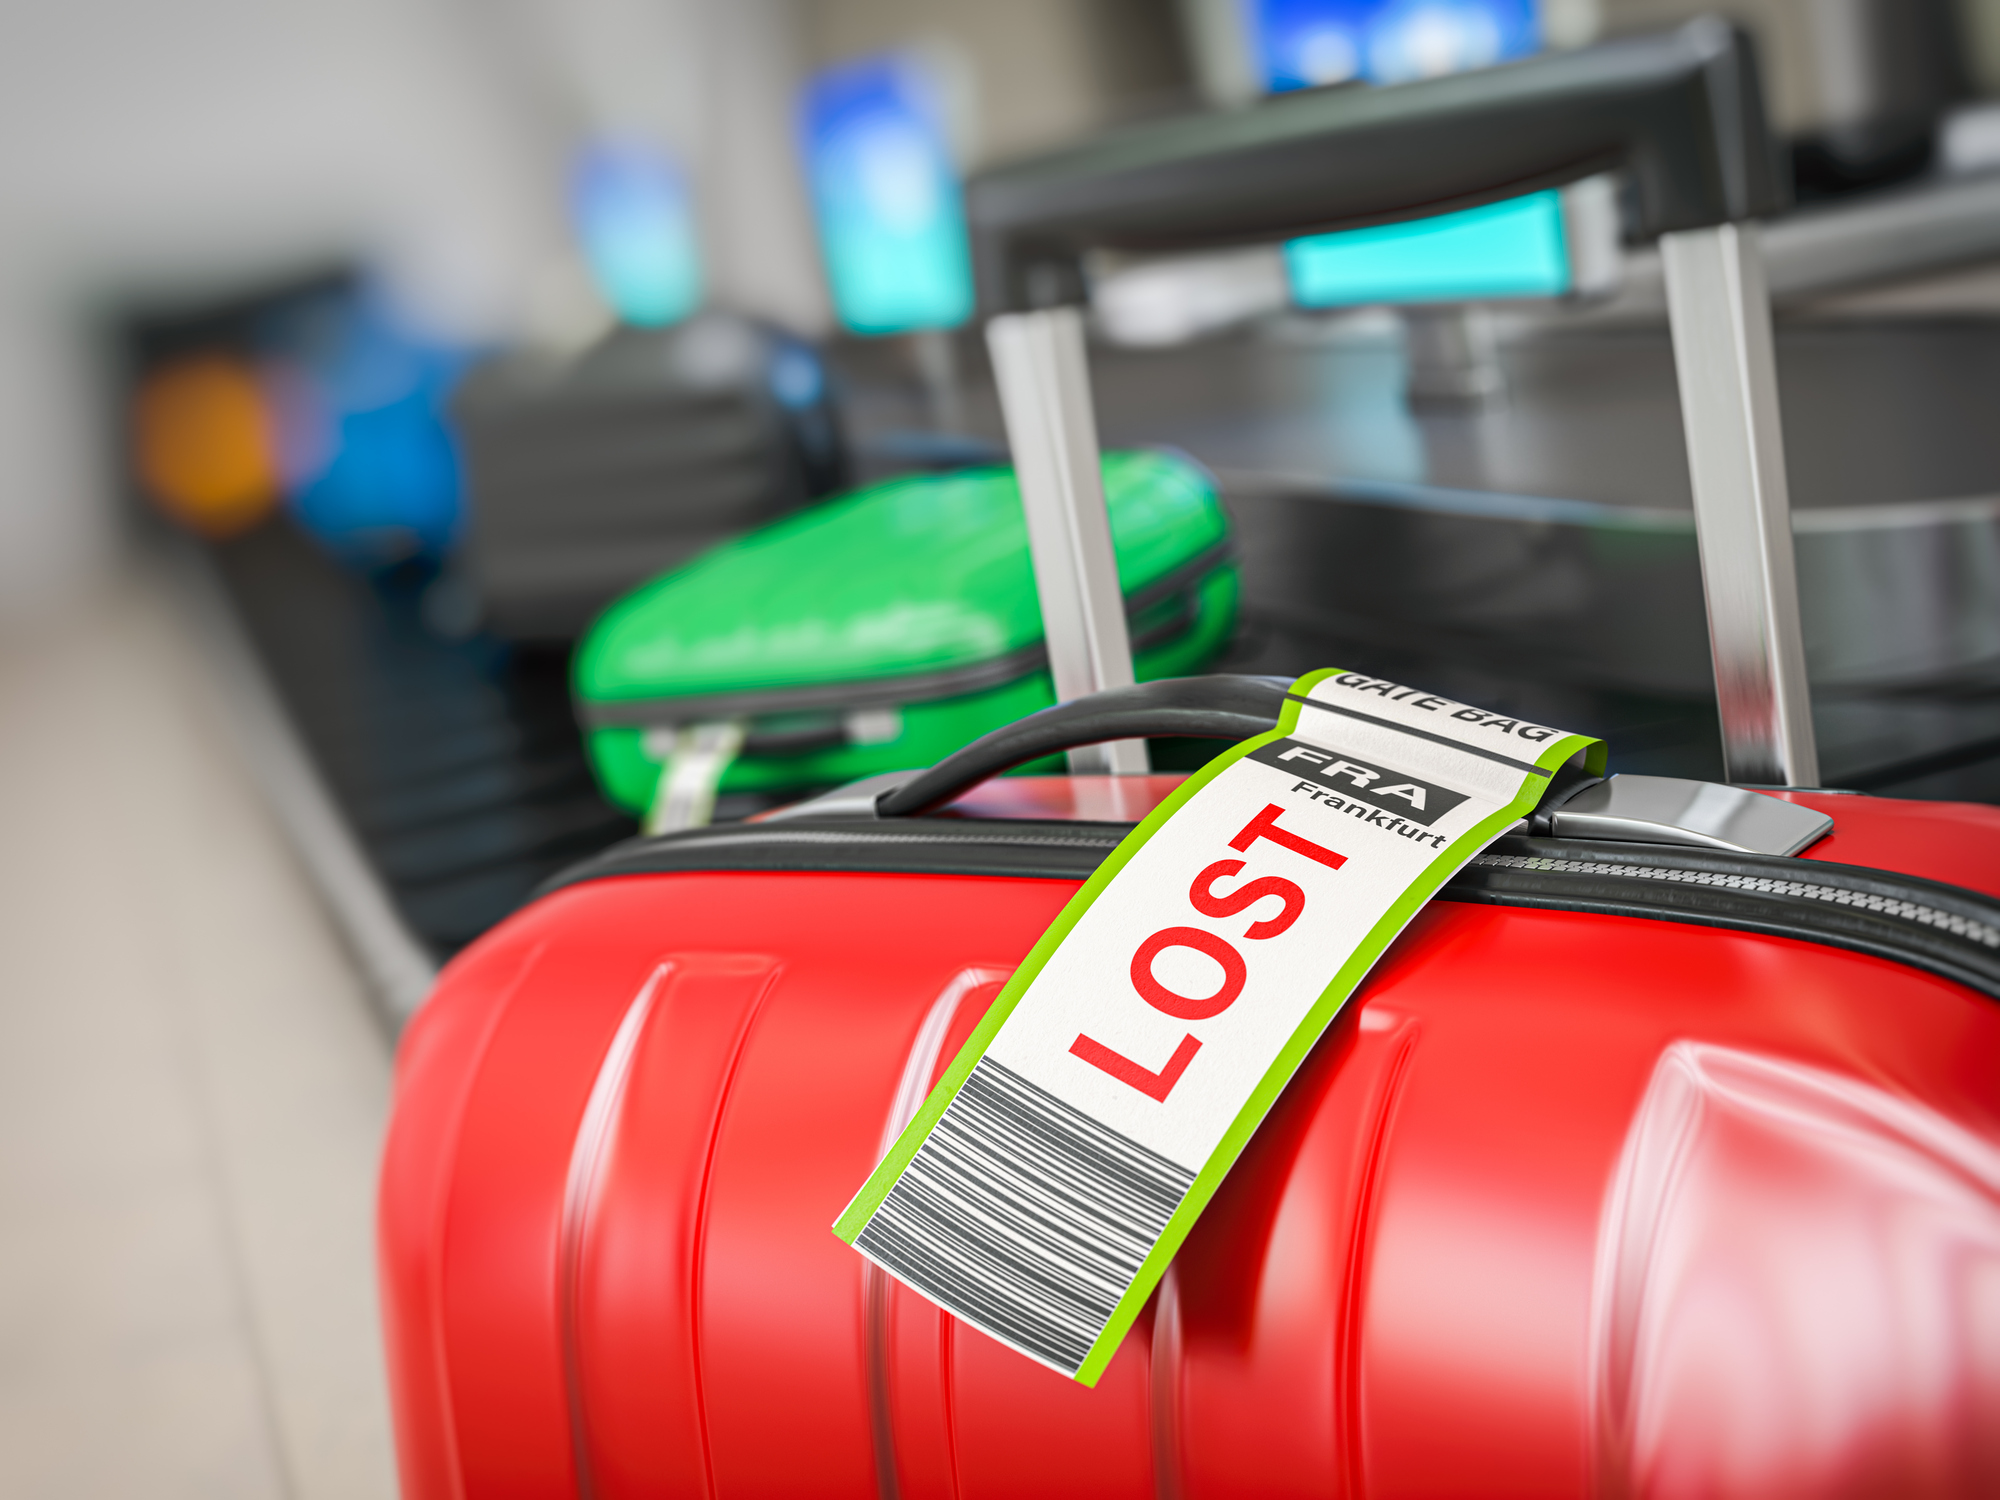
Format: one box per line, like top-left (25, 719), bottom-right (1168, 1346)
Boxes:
top-left (1256, 1), bottom-right (1561, 306)
top-left (571, 140), bottom-right (704, 328)
top-left (1286, 190), bottom-right (1571, 306)
top-left (801, 54), bottom-right (975, 335)
top-left (1255, 0), bottom-right (1539, 89)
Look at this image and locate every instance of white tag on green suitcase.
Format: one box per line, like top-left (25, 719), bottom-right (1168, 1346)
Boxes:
top-left (833, 668), bottom-right (1603, 1383)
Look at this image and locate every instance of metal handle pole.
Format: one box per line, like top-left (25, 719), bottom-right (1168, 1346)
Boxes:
top-left (1660, 222), bottom-right (1819, 786)
top-left (987, 307), bottom-right (1149, 775)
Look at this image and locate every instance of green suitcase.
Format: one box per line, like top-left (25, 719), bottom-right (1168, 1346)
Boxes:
top-left (574, 448), bottom-right (1236, 829)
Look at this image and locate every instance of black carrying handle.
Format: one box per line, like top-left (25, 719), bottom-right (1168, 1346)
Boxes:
top-left (875, 674), bottom-right (1605, 819)
top-left (875, 675), bottom-right (1288, 817)
top-left (969, 17), bottom-right (1785, 311)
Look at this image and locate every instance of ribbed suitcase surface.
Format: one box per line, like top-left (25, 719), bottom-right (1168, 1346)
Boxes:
top-left (455, 315), bottom-right (843, 641)
top-left (379, 778), bottom-right (2000, 1499)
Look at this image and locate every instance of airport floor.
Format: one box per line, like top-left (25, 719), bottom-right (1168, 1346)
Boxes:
top-left (0, 562), bottom-right (398, 1499)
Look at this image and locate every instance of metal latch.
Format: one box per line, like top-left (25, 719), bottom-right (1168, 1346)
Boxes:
top-left (1544, 774), bottom-right (1833, 857)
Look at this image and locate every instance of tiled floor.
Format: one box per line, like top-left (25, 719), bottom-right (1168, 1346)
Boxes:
top-left (0, 565), bottom-right (398, 1499)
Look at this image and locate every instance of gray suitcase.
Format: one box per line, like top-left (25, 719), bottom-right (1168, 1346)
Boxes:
top-left (453, 310), bottom-right (845, 641)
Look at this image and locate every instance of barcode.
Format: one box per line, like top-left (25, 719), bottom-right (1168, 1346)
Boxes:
top-left (855, 1057), bottom-right (1195, 1374)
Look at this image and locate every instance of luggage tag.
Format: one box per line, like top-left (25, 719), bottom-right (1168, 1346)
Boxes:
top-left (834, 668), bottom-right (1604, 1383)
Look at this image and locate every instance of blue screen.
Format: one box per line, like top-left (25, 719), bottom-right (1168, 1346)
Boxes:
top-left (1286, 190), bottom-right (1571, 306)
top-left (801, 54), bottom-right (975, 335)
top-left (1257, 1), bottom-right (1557, 307)
top-left (1255, 0), bottom-right (1538, 89)
top-left (571, 140), bottom-right (704, 328)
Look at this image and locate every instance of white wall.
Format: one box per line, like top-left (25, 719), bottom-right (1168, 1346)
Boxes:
top-left (0, 0), bottom-right (557, 613)
top-left (0, 0), bottom-right (830, 618)
top-left (804, 0), bottom-right (1194, 167)
top-left (495, 0), bottom-right (831, 334)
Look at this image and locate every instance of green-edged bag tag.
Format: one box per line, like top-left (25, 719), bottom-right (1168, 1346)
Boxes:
top-left (834, 669), bottom-right (1605, 1383)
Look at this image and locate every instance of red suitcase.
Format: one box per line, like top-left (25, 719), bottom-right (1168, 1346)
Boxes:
top-left (379, 25), bottom-right (2000, 1499)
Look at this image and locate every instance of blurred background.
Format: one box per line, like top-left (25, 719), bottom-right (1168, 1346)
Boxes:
top-left (7, 0), bottom-right (2000, 1493)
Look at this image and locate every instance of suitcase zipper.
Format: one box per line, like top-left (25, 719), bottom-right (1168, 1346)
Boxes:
top-left (1468, 852), bottom-right (2000, 948)
top-left (543, 821), bottom-right (2000, 1000)
top-left (576, 540), bottom-right (1235, 731)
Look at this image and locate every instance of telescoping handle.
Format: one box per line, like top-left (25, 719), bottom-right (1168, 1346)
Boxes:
top-left (973, 17), bottom-right (1818, 787)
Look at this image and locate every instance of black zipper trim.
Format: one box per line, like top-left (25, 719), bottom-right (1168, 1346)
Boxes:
top-left (576, 540), bottom-right (1234, 731)
top-left (1451, 838), bottom-right (2000, 999)
top-left (541, 818), bottom-right (1128, 883)
top-left (537, 822), bottom-right (2000, 1000)
top-left (1466, 852), bottom-right (2000, 946)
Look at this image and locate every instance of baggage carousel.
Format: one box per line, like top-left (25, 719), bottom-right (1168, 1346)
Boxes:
top-left (196, 302), bottom-right (2000, 1016)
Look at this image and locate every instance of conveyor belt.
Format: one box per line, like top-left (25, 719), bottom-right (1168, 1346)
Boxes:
top-left (205, 518), bottom-right (640, 962)
top-left (199, 312), bottom-right (2000, 981)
